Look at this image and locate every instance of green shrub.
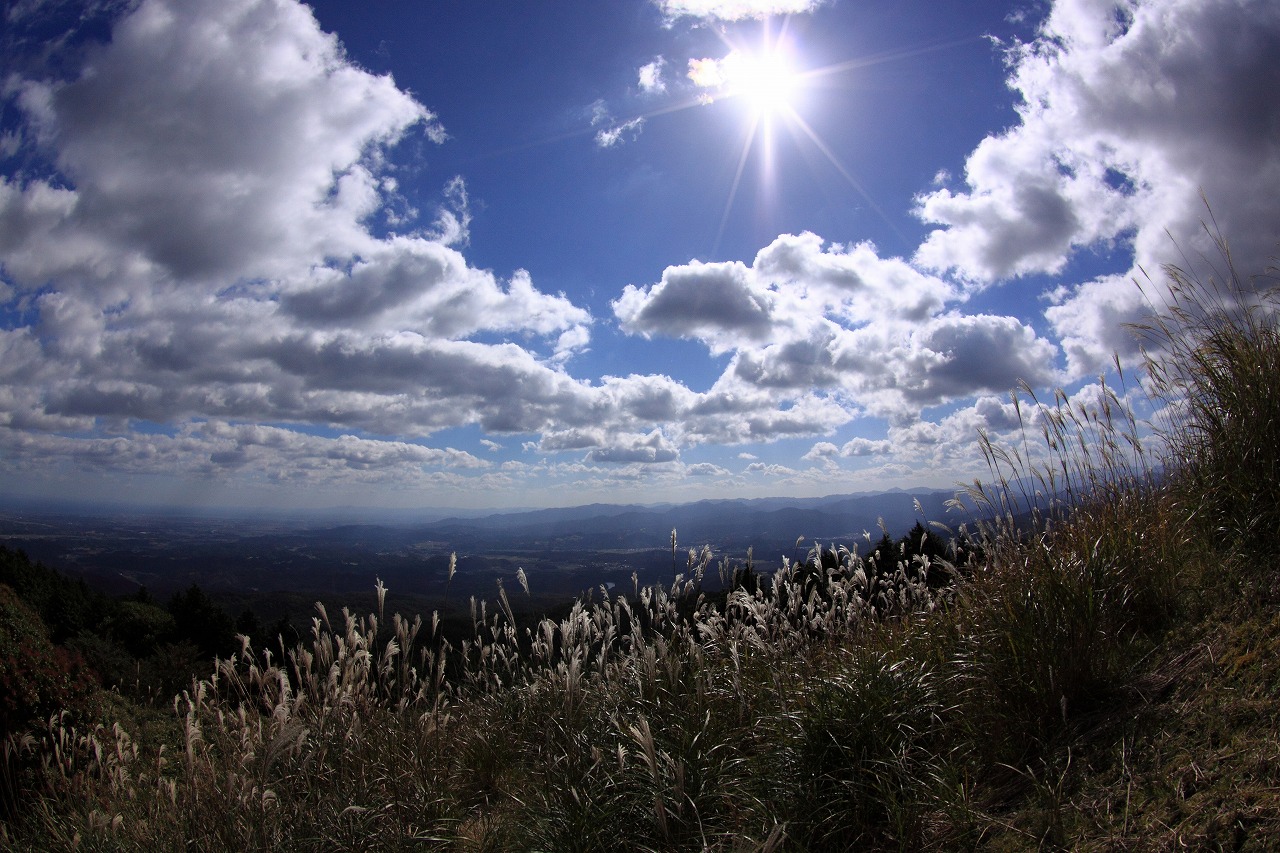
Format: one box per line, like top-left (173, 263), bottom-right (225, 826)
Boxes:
top-left (0, 547), bottom-right (107, 644)
top-left (0, 584), bottom-right (98, 822)
top-left (0, 585), bottom-right (97, 740)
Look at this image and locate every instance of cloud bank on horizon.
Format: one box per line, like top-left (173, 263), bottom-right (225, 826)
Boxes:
top-left (1, 0), bottom-right (1278, 510)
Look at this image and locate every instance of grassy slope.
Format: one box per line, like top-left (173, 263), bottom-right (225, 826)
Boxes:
top-left (962, 567), bottom-right (1280, 851)
top-left (967, 241), bottom-right (1280, 851)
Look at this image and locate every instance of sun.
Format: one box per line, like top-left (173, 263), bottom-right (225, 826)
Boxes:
top-left (719, 47), bottom-right (801, 118)
top-left (674, 23), bottom-right (909, 254)
top-left (685, 34), bottom-right (808, 253)
top-left (686, 40), bottom-right (803, 121)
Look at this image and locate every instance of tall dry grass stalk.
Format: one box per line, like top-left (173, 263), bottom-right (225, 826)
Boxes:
top-left (1132, 226), bottom-right (1280, 552)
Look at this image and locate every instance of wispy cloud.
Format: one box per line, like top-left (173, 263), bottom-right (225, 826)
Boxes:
top-left (655, 0), bottom-right (824, 22)
top-left (595, 117), bottom-right (646, 148)
top-left (589, 97), bottom-right (646, 148)
top-left (638, 57), bottom-right (668, 94)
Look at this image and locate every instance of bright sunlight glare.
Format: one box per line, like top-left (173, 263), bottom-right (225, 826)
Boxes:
top-left (718, 48), bottom-right (801, 117)
top-left (680, 25), bottom-right (919, 255)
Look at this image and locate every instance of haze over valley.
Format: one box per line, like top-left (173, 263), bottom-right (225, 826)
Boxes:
top-left (0, 487), bottom-right (958, 619)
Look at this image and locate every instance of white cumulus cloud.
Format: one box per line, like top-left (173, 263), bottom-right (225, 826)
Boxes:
top-left (914, 0), bottom-right (1280, 375)
top-left (0, 0), bottom-right (610, 489)
top-left (616, 233), bottom-right (1056, 420)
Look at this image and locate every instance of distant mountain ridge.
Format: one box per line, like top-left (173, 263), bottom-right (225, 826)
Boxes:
top-left (415, 487), bottom-right (967, 553)
top-left (0, 485), bottom-right (979, 604)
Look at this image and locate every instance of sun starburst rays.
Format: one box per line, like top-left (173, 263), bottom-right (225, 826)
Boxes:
top-left (715, 46), bottom-right (802, 119)
top-left (566, 20), bottom-right (961, 257)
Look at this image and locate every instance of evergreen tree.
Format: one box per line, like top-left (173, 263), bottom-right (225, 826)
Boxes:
top-left (167, 585), bottom-right (236, 659)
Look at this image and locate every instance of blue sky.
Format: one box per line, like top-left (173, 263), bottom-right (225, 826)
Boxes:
top-left (1, 0), bottom-right (1278, 511)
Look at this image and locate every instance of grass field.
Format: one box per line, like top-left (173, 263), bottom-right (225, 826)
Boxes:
top-left (4, 235), bottom-right (1280, 850)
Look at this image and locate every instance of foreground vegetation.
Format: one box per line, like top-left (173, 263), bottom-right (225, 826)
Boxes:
top-left (3, 240), bottom-right (1280, 850)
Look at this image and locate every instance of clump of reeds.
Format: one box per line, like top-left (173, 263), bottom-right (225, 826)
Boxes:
top-left (926, 226), bottom-right (1280, 838)
top-left (947, 368), bottom-right (1182, 767)
top-left (4, 533), bottom-right (951, 850)
top-left (1133, 227), bottom-right (1280, 553)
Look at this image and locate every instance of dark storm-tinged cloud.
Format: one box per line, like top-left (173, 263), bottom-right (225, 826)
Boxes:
top-left (918, 179), bottom-right (1084, 281)
top-left (896, 314), bottom-right (1057, 405)
top-left (585, 430), bottom-right (680, 464)
top-left (0, 418), bottom-right (486, 485)
top-left (280, 240), bottom-right (590, 341)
